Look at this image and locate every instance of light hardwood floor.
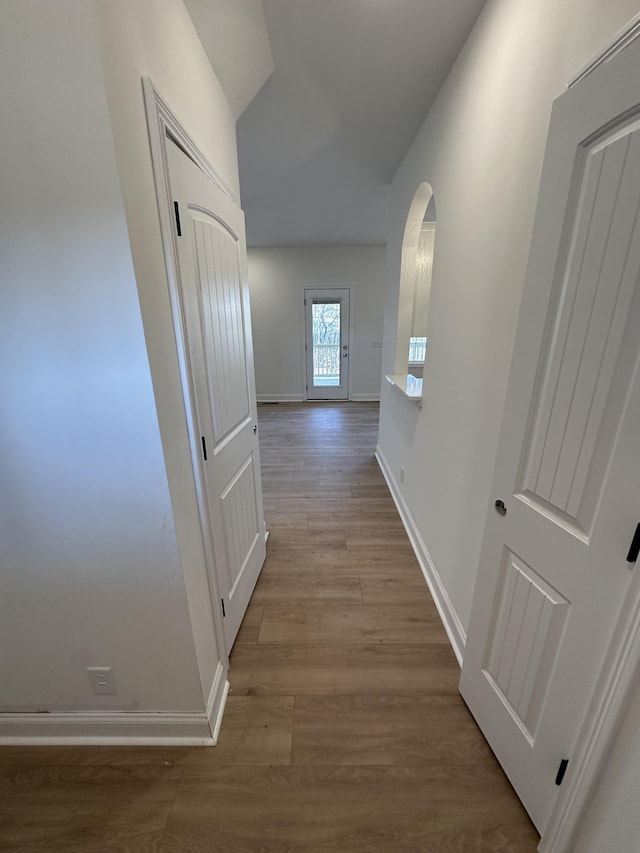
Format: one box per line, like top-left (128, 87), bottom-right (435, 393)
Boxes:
top-left (0, 402), bottom-right (538, 851)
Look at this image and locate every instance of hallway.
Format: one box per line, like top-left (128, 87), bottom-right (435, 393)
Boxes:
top-left (174, 402), bottom-right (539, 850)
top-left (0, 403), bottom-right (539, 851)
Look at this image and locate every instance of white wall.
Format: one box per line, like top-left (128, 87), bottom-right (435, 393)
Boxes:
top-left (379, 0), bottom-right (640, 633)
top-left (0, 0), bottom-right (202, 714)
top-left (96, 0), bottom-right (240, 715)
top-left (248, 246), bottom-right (386, 401)
top-left (185, 0), bottom-right (274, 119)
top-left (377, 0), bottom-right (640, 846)
top-left (0, 0), bottom-right (238, 726)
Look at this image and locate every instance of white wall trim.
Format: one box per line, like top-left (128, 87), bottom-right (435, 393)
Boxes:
top-left (211, 679), bottom-right (230, 744)
top-left (143, 78), bottom-right (238, 204)
top-left (256, 394), bottom-right (305, 403)
top-left (568, 12), bottom-right (640, 88)
top-left (351, 393), bottom-right (380, 402)
top-left (205, 662), bottom-right (229, 745)
top-left (376, 446), bottom-right (466, 664)
top-left (0, 712), bottom-right (214, 745)
top-left (540, 562), bottom-right (640, 852)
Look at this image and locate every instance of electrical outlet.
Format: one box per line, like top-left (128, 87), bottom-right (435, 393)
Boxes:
top-left (400, 466), bottom-right (405, 483)
top-left (87, 666), bottom-right (116, 695)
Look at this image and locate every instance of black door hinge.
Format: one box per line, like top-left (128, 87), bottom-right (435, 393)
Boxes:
top-left (201, 435), bottom-right (207, 461)
top-left (221, 598), bottom-right (226, 617)
top-left (555, 758), bottom-right (569, 786)
top-left (173, 201), bottom-right (182, 236)
top-left (626, 523), bottom-right (640, 563)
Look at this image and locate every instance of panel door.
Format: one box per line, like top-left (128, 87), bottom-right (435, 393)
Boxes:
top-left (305, 289), bottom-right (350, 400)
top-left (460, 39), bottom-right (640, 832)
top-left (167, 139), bottom-right (266, 651)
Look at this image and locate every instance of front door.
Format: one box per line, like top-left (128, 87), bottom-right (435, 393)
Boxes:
top-left (305, 289), bottom-right (350, 400)
top-left (460, 40), bottom-right (640, 832)
top-left (167, 139), bottom-right (266, 651)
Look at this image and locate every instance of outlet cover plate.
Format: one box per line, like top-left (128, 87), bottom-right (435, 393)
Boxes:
top-left (87, 666), bottom-right (116, 695)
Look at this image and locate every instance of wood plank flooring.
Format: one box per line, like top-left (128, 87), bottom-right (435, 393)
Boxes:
top-left (0, 402), bottom-right (538, 851)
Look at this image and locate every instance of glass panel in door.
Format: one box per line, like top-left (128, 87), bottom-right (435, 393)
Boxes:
top-left (312, 301), bottom-right (341, 387)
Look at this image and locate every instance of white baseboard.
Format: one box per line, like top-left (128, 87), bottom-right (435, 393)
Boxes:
top-left (256, 394), bottom-right (380, 403)
top-left (375, 446), bottom-right (466, 665)
top-left (206, 662), bottom-right (229, 745)
top-left (0, 663), bottom-right (230, 746)
top-left (256, 394), bottom-right (304, 403)
top-left (0, 713), bottom-right (214, 745)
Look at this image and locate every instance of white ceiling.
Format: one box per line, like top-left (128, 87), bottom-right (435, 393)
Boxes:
top-left (190, 0), bottom-right (487, 247)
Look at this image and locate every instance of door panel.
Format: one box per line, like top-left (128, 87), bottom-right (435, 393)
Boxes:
top-left (460, 40), bottom-right (640, 832)
top-left (167, 139), bottom-right (266, 651)
top-left (519, 118), bottom-right (640, 534)
top-left (194, 219), bottom-right (251, 444)
top-left (484, 549), bottom-right (570, 742)
top-left (220, 452), bottom-right (262, 598)
top-left (305, 289), bottom-right (350, 400)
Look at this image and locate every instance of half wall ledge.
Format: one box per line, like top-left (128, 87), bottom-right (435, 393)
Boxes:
top-left (384, 373), bottom-right (423, 406)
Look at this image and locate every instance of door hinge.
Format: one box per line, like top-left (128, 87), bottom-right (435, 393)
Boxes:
top-left (304, 298), bottom-right (307, 306)
top-left (173, 201), bottom-right (182, 236)
top-left (555, 758), bottom-right (569, 786)
top-left (626, 523), bottom-right (640, 563)
top-left (221, 598), bottom-right (226, 618)
top-left (201, 435), bottom-right (207, 461)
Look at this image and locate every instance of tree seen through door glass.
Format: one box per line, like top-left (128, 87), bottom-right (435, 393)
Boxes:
top-left (312, 301), bottom-right (341, 386)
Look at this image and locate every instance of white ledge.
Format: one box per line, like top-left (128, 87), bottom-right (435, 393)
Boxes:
top-left (385, 373), bottom-right (423, 404)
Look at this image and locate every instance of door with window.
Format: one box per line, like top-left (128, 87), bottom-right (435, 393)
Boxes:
top-left (304, 289), bottom-right (350, 400)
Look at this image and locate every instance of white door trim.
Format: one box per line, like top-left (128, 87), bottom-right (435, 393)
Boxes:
top-left (541, 550), bottom-right (640, 852)
top-left (142, 77), bottom-right (231, 692)
top-left (568, 11), bottom-right (640, 88)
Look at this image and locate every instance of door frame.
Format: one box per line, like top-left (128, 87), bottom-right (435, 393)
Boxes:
top-left (142, 77), bottom-right (233, 711)
top-left (302, 287), bottom-right (352, 400)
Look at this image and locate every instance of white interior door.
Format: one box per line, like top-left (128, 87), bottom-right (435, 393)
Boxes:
top-left (460, 40), bottom-right (640, 833)
top-left (167, 139), bottom-right (266, 651)
top-left (305, 289), bottom-right (350, 400)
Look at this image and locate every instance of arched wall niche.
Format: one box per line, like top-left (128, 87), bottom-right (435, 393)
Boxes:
top-left (394, 181), bottom-right (437, 377)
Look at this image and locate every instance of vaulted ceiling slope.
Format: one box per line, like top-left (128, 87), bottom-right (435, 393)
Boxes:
top-left (185, 0), bottom-right (275, 119)
top-left (236, 0), bottom-right (486, 247)
top-left (186, 1), bottom-right (487, 247)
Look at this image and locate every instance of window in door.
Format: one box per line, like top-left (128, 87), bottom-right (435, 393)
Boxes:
top-left (312, 301), bottom-right (341, 387)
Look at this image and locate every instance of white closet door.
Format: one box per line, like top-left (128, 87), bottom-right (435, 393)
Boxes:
top-left (167, 139), bottom-right (266, 651)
